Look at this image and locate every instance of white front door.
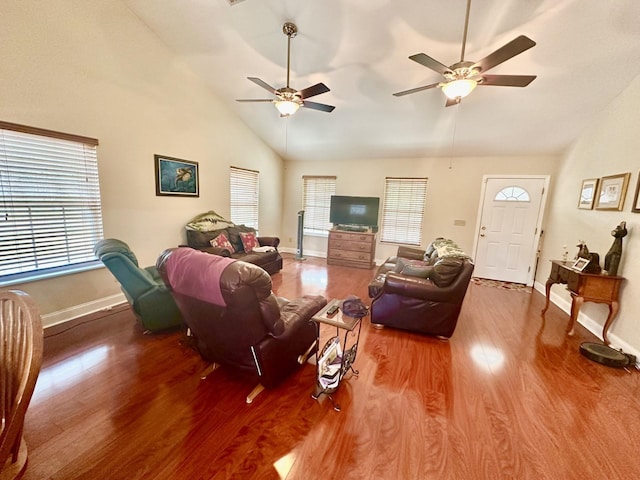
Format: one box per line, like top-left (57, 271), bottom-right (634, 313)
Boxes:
top-left (473, 176), bottom-right (547, 285)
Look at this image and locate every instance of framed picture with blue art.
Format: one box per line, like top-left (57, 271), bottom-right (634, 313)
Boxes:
top-left (154, 154), bottom-right (199, 197)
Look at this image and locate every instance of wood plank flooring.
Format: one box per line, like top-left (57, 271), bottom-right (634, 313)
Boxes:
top-left (19, 253), bottom-right (640, 479)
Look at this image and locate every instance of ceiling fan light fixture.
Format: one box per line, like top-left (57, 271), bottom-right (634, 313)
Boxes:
top-left (441, 78), bottom-right (477, 100)
top-left (274, 99), bottom-right (301, 116)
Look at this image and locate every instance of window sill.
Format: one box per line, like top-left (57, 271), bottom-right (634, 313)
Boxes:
top-left (304, 231), bottom-right (329, 238)
top-left (0, 261), bottom-right (104, 287)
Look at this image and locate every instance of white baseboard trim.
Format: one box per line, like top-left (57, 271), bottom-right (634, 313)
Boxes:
top-left (533, 281), bottom-right (639, 365)
top-left (42, 293), bottom-right (127, 329)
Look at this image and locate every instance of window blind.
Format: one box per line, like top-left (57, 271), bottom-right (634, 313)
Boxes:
top-left (381, 177), bottom-right (428, 245)
top-left (230, 166), bottom-right (259, 230)
top-left (302, 176), bottom-right (336, 235)
top-left (0, 122), bottom-right (103, 280)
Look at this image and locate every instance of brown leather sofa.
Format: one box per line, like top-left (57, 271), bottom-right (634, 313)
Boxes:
top-left (185, 225), bottom-right (283, 275)
top-left (368, 242), bottom-right (474, 339)
top-left (157, 247), bottom-right (326, 402)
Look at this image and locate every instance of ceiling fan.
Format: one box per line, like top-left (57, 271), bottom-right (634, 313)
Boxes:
top-left (393, 0), bottom-right (536, 106)
top-left (236, 22), bottom-right (335, 116)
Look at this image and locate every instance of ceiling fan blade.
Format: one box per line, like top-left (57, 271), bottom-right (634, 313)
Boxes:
top-left (302, 101), bottom-right (335, 113)
top-left (247, 77), bottom-right (278, 94)
top-left (298, 83), bottom-right (330, 99)
top-left (393, 82), bottom-right (440, 97)
top-left (472, 35), bottom-right (536, 73)
top-left (236, 99), bottom-right (274, 103)
top-left (479, 74), bottom-right (537, 87)
top-left (408, 53), bottom-right (452, 75)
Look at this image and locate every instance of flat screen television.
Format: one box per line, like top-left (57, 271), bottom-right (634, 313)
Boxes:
top-left (329, 195), bottom-right (380, 228)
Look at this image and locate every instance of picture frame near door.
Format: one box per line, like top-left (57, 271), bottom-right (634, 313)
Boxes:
top-left (571, 257), bottom-right (589, 272)
top-left (154, 154), bottom-right (199, 197)
top-left (578, 178), bottom-right (599, 210)
top-left (632, 172), bottom-right (640, 213)
top-left (594, 172), bottom-right (630, 211)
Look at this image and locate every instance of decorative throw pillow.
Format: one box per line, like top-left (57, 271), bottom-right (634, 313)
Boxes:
top-left (403, 263), bottom-right (433, 279)
top-left (394, 257), bottom-right (432, 279)
top-left (423, 240), bottom-right (439, 261)
top-left (240, 231), bottom-right (260, 253)
top-left (210, 232), bottom-right (235, 253)
top-left (228, 225), bottom-right (255, 253)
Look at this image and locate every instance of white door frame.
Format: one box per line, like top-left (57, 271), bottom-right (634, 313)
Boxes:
top-left (471, 174), bottom-right (550, 286)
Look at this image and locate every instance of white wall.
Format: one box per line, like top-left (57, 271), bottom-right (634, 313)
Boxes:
top-left (0, 0), bottom-right (283, 323)
top-left (282, 155), bottom-right (559, 262)
top-left (537, 73), bottom-right (640, 353)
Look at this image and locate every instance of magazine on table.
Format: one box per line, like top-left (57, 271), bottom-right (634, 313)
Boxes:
top-left (318, 336), bottom-right (343, 389)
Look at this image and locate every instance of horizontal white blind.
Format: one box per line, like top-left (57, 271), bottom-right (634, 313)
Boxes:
top-left (0, 125), bottom-right (104, 278)
top-left (230, 166), bottom-right (259, 230)
top-left (302, 176), bottom-right (336, 235)
top-left (381, 177), bottom-right (428, 245)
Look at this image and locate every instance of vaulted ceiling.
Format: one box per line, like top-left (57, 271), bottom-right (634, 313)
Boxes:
top-left (124, 0), bottom-right (640, 162)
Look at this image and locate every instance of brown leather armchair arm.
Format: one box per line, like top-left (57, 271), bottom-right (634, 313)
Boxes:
top-left (252, 295), bottom-right (326, 388)
top-left (396, 246), bottom-right (425, 260)
top-left (383, 272), bottom-right (466, 303)
top-left (258, 236), bottom-right (280, 248)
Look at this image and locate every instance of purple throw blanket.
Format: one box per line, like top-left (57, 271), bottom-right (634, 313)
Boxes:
top-left (167, 248), bottom-right (235, 306)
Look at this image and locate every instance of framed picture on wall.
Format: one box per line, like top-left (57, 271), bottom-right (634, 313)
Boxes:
top-left (154, 154), bottom-right (199, 197)
top-left (632, 172), bottom-right (640, 213)
top-left (595, 172), bottom-right (630, 211)
top-left (578, 178), bottom-right (599, 210)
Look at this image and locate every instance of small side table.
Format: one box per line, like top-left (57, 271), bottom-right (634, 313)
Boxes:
top-left (542, 260), bottom-right (624, 344)
top-left (311, 298), bottom-right (365, 412)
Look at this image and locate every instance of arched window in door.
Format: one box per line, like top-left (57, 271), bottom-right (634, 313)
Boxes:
top-left (494, 186), bottom-right (530, 202)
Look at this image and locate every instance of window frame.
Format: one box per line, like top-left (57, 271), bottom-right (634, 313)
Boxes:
top-left (0, 121), bottom-right (104, 285)
top-left (302, 176), bottom-right (336, 237)
top-left (380, 177), bottom-right (428, 246)
top-left (229, 166), bottom-right (259, 230)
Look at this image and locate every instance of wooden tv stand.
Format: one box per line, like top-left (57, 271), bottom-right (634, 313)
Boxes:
top-left (327, 229), bottom-right (376, 269)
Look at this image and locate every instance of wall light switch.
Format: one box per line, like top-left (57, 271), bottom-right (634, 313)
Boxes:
top-left (454, 219), bottom-right (466, 226)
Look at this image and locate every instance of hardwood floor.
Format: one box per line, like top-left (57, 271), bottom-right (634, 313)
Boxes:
top-left (20, 253), bottom-right (640, 479)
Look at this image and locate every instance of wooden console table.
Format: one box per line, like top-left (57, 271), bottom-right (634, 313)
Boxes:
top-left (542, 260), bottom-right (624, 344)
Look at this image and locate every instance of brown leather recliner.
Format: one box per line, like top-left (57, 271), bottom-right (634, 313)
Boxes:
top-left (157, 247), bottom-right (326, 402)
top-left (368, 245), bottom-right (474, 339)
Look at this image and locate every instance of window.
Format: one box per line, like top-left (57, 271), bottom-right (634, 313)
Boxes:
top-left (495, 186), bottom-right (530, 202)
top-left (230, 166), bottom-right (259, 230)
top-left (381, 177), bottom-right (428, 246)
top-left (0, 121), bottom-right (103, 283)
top-left (302, 176), bottom-right (336, 235)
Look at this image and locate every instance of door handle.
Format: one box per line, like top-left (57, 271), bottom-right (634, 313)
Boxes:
top-left (480, 233), bottom-right (485, 237)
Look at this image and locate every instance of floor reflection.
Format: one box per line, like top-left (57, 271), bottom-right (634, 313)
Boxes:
top-left (470, 344), bottom-right (505, 373)
top-left (32, 344), bottom-right (111, 402)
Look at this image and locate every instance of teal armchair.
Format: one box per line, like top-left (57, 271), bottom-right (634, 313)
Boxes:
top-left (94, 239), bottom-right (182, 332)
